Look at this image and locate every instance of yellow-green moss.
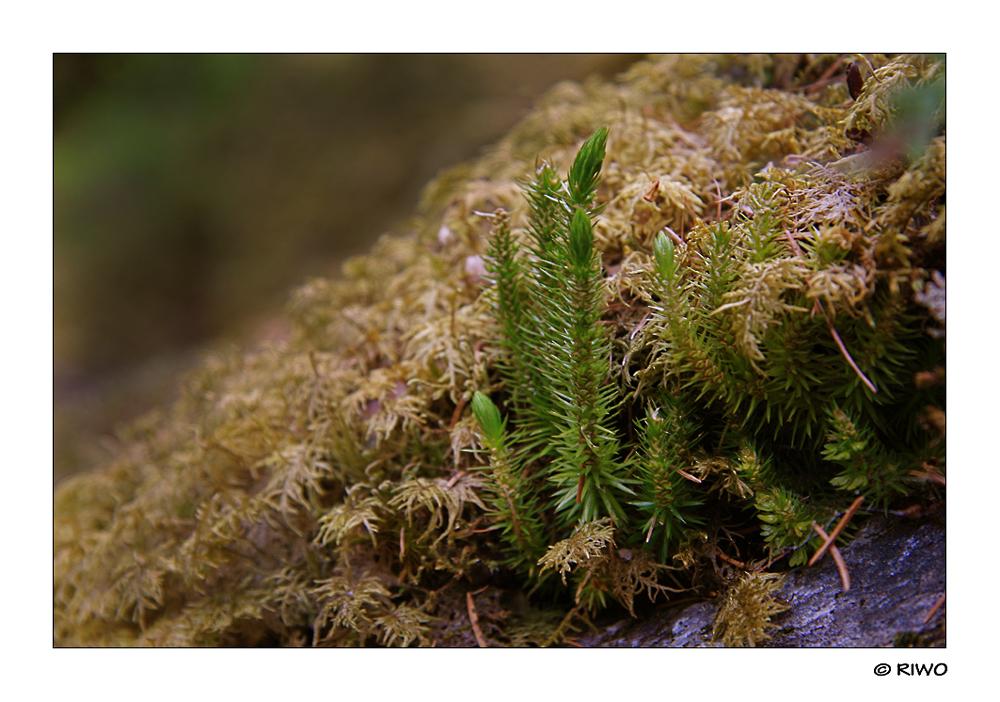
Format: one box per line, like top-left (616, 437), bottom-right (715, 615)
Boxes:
top-left (55, 54), bottom-right (945, 647)
top-left (713, 572), bottom-right (790, 647)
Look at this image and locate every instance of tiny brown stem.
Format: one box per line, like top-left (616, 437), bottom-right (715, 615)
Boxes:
top-left (784, 229), bottom-right (805, 257)
top-left (811, 523), bottom-right (851, 591)
top-left (643, 180), bottom-right (660, 202)
top-left (445, 470), bottom-right (468, 489)
top-left (923, 592), bottom-right (946, 624)
top-left (498, 481), bottom-right (522, 542)
top-left (809, 496), bottom-right (865, 566)
top-left (828, 319), bottom-right (877, 393)
top-left (817, 299), bottom-right (877, 393)
top-left (630, 310), bottom-right (652, 341)
top-left (677, 468), bottom-right (703, 484)
top-left (466, 591), bottom-right (488, 648)
top-left (449, 395), bottom-right (468, 429)
top-left (716, 549), bottom-right (746, 568)
top-left (663, 225), bottom-right (684, 247)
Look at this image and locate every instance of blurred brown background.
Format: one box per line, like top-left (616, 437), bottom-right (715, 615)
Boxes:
top-left (54, 54), bottom-right (641, 480)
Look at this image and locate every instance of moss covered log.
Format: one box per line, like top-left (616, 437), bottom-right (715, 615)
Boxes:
top-left (54, 54), bottom-right (945, 647)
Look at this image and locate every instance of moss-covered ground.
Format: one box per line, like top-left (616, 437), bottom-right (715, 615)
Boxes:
top-left (54, 54), bottom-right (945, 647)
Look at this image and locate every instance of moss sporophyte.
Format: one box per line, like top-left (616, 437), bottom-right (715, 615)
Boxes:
top-left (55, 54), bottom-right (944, 647)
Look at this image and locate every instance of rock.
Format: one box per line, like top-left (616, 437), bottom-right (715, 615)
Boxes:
top-left (577, 516), bottom-right (945, 647)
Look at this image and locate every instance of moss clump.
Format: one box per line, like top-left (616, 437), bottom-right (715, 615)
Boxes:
top-left (713, 572), bottom-right (790, 647)
top-left (55, 54), bottom-right (945, 646)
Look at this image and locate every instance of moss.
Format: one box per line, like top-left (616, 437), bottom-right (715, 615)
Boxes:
top-left (713, 572), bottom-right (790, 647)
top-left (55, 54), bottom-right (945, 647)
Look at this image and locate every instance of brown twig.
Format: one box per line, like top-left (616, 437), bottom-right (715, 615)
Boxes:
top-left (795, 56), bottom-right (848, 97)
top-left (663, 225), bottom-right (684, 247)
top-left (827, 319), bottom-right (878, 393)
top-left (629, 309), bottom-right (652, 341)
top-left (815, 299), bottom-right (878, 394)
top-left (784, 229), bottom-right (805, 258)
top-left (643, 180), bottom-right (660, 202)
top-left (922, 591), bottom-right (946, 624)
top-left (760, 547), bottom-right (792, 571)
top-left (467, 525), bottom-right (503, 534)
top-left (909, 465), bottom-right (946, 486)
top-left (676, 468), bottom-right (703, 484)
top-left (466, 591), bottom-right (488, 647)
top-left (811, 523), bottom-right (851, 591)
top-left (809, 496), bottom-right (865, 566)
top-left (498, 481), bottom-right (522, 541)
top-left (445, 470), bottom-right (468, 489)
top-left (715, 549), bottom-right (747, 569)
top-left (449, 395), bottom-right (468, 429)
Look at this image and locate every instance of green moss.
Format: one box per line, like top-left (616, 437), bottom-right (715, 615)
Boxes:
top-left (55, 54), bottom-right (945, 647)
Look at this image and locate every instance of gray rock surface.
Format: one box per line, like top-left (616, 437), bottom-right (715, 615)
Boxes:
top-left (578, 516), bottom-right (945, 647)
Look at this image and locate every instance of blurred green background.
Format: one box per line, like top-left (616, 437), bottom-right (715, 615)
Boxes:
top-left (54, 54), bottom-right (641, 480)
